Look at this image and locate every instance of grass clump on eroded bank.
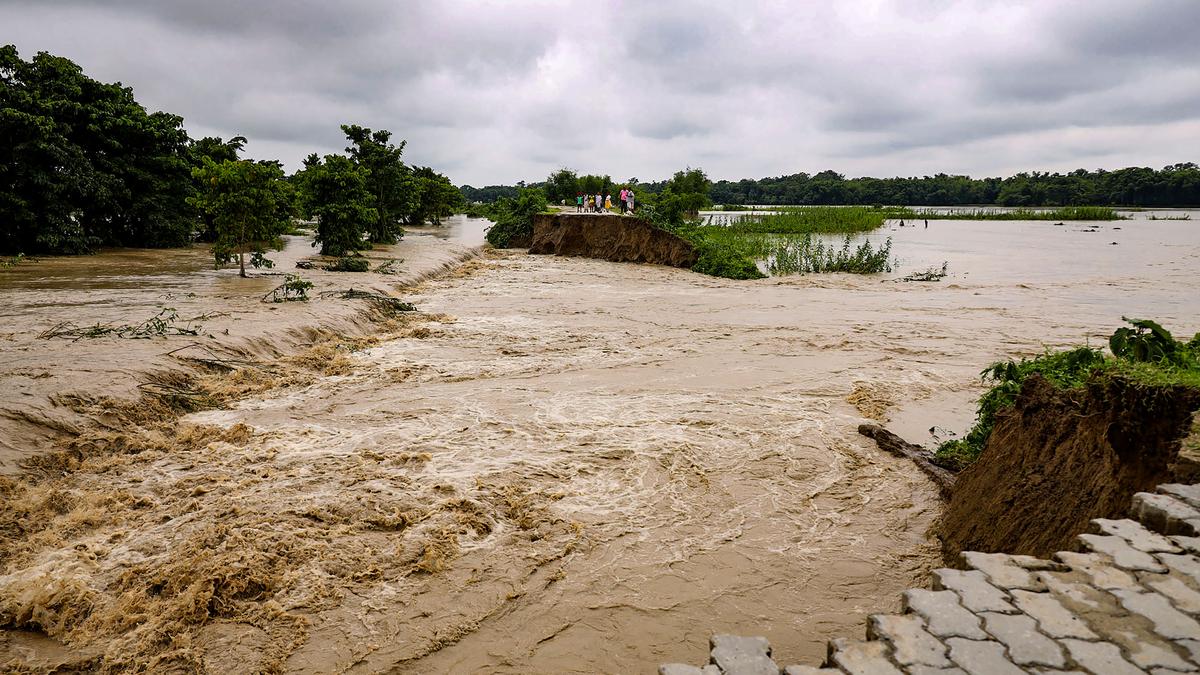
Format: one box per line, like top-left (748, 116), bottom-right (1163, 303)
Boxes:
top-left (936, 318), bottom-right (1200, 470)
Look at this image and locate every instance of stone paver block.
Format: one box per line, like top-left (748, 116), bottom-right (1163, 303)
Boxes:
top-left (782, 666), bottom-right (840, 675)
top-left (1134, 492), bottom-right (1200, 537)
top-left (867, 613), bottom-right (950, 667)
top-left (979, 612), bottom-right (1066, 668)
top-left (1059, 639), bottom-right (1144, 675)
top-left (1093, 517), bottom-right (1181, 553)
top-left (1010, 590), bottom-right (1098, 639)
top-left (944, 637), bottom-right (1024, 675)
top-left (933, 569), bottom-right (1016, 613)
top-left (1037, 571), bottom-right (1113, 612)
top-left (907, 668), bottom-right (966, 675)
top-left (710, 634), bottom-right (779, 675)
top-left (1108, 628), bottom-right (1197, 671)
top-left (1079, 533), bottom-right (1168, 572)
top-left (903, 589), bottom-right (988, 640)
top-left (1159, 552), bottom-right (1200, 586)
top-left (1111, 589), bottom-right (1200, 641)
top-left (1147, 574), bottom-right (1200, 614)
top-left (1160, 484), bottom-right (1200, 510)
top-left (827, 637), bottom-right (902, 675)
top-left (1171, 535), bottom-right (1200, 555)
top-left (961, 552), bottom-right (1054, 591)
top-left (1148, 668), bottom-right (1191, 675)
top-left (1053, 551), bottom-right (1140, 590)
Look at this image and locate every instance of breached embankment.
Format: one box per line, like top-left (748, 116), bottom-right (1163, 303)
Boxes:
top-left (528, 213), bottom-right (698, 268)
top-left (0, 234), bottom-right (481, 473)
top-left (937, 373), bottom-right (1200, 561)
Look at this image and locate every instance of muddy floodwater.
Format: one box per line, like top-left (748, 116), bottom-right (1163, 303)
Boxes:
top-left (1, 214), bottom-right (1199, 672)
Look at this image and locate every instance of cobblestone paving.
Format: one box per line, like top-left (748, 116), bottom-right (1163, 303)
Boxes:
top-left (661, 484), bottom-right (1200, 674)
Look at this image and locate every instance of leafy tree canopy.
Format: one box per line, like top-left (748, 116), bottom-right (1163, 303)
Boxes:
top-left (189, 158), bottom-right (294, 277)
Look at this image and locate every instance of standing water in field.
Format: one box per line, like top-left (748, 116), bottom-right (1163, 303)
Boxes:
top-left (0, 214), bottom-right (1198, 671)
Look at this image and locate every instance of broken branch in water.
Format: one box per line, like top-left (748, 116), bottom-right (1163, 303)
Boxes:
top-left (164, 343), bottom-right (271, 373)
top-left (374, 258), bottom-right (404, 275)
top-left (901, 262), bottom-right (949, 282)
top-left (38, 308), bottom-right (204, 341)
top-left (321, 288), bottom-right (417, 315)
top-left (262, 274), bottom-right (313, 303)
top-left (857, 423), bottom-right (956, 497)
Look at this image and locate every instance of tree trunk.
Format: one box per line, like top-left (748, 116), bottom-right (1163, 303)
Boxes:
top-left (239, 251), bottom-right (246, 278)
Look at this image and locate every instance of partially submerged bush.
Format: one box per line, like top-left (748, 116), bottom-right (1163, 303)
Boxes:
top-left (936, 319), bottom-right (1200, 470)
top-left (691, 241), bottom-right (765, 280)
top-left (768, 234), bottom-right (893, 275)
top-left (326, 256), bottom-right (369, 272)
top-left (484, 188), bottom-right (547, 248)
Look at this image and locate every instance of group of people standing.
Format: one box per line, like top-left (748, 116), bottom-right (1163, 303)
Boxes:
top-left (576, 189), bottom-right (635, 214)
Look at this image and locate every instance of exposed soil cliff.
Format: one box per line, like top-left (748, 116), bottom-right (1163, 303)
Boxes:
top-left (528, 213), bottom-right (698, 268)
top-left (938, 373), bottom-right (1200, 561)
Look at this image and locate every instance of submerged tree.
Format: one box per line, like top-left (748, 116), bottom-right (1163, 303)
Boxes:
top-left (411, 166), bottom-right (464, 225)
top-left (303, 154), bottom-right (376, 257)
top-left (189, 158), bottom-right (294, 277)
top-left (342, 124), bottom-right (414, 244)
top-left (0, 45), bottom-right (195, 254)
top-left (189, 135), bottom-right (247, 241)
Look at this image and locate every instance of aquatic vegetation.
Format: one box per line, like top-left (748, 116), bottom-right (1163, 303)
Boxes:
top-left (1, 253), bottom-right (32, 268)
top-left (901, 206), bottom-right (1125, 221)
top-left (691, 240), bottom-right (766, 279)
top-left (726, 206), bottom-right (893, 234)
top-left (768, 234), bottom-right (893, 276)
top-left (935, 319), bottom-right (1200, 470)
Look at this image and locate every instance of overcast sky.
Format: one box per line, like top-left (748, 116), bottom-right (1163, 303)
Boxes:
top-left (4, 1), bottom-right (1198, 185)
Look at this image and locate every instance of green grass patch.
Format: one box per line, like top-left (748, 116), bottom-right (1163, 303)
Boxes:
top-left (935, 319), bottom-right (1200, 470)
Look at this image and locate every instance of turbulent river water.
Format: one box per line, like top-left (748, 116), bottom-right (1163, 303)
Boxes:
top-left (1, 213), bottom-right (1198, 672)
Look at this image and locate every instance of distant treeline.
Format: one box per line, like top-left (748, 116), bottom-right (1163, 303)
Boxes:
top-left (461, 165), bottom-right (1200, 208)
top-left (1, 46), bottom-right (460, 257)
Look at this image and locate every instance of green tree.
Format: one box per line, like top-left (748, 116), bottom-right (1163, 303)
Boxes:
top-left (412, 166), bottom-right (464, 225)
top-left (342, 124), bottom-right (414, 243)
top-left (189, 135), bottom-right (247, 241)
top-left (189, 158), bottom-right (293, 277)
top-left (653, 167), bottom-right (712, 224)
top-left (306, 154), bottom-right (376, 257)
top-left (0, 45), bottom-right (196, 254)
top-left (544, 168), bottom-right (580, 203)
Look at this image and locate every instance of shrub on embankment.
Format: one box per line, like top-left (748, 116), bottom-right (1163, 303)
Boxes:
top-left (483, 188), bottom-right (549, 248)
top-left (936, 318), bottom-right (1200, 560)
top-left (935, 318), bottom-right (1200, 470)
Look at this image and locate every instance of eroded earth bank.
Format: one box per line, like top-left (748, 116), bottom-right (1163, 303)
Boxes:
top-left (2, 219), bottom-right (1198, 672)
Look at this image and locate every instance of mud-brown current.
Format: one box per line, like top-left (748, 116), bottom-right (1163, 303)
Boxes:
top-left (1, 215), bottom-right (1198, 672)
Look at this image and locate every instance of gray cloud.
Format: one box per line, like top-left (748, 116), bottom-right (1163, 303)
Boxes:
top-left (1, 0), bottom-right (1196, 185)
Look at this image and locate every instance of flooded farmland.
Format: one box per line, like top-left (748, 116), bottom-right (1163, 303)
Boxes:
top-left (2, 214), bottom-right (1199, 672)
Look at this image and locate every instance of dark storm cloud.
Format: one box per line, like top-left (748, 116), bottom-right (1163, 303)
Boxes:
top-left (1, 0), bottom-right (1196, 184)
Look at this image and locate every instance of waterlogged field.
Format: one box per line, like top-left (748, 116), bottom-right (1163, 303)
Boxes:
top-left (0, 212), bottom-right (1198, 672)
